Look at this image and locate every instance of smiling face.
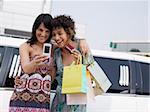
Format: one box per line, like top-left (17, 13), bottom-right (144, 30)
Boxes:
top-left (36, 23), bottom-right (50, 44)
top-left (52, 27), bottom-right (70, 48)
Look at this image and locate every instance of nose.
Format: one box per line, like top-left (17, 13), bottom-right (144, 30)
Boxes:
top-left (41, 31), bottom-right (47, 37)
top-left (54, 34), bottom-right (60, 42)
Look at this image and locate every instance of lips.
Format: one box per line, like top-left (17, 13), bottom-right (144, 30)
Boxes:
top-left (57, 41), bottom-right (63, 46)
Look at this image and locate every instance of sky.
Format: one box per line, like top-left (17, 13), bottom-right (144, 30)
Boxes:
top-left (51, 0), bottom-right (149, 50)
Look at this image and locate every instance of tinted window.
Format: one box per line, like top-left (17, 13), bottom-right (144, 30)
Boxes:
top-left (136, 62), bottom-right (150, 95)
top-left (94, 56), bottom-right (133, 94)
top-left (4, 48), bottom-right (19, 87)
top-left (0, 46), bottom-right (5, 70)
top-left (0, 46), bottom-right (19, 88)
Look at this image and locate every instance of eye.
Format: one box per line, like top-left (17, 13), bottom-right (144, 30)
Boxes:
top-left (45, 29), bottom-right (50, 33)
top-left (38, 28), bottom-right (43, 32)
top-left (58, 32), bottom-right (63, 36)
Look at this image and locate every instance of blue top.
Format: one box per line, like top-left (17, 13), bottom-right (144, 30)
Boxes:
top-left (54, 48), bottom-right (64, 86)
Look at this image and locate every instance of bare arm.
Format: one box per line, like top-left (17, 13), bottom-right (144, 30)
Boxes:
top-left (79, 39), bottom-right (89, 56)
top-left (19, 43), bottom-right (48, 74)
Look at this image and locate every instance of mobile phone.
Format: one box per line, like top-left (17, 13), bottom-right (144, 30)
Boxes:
top-left (43, 43), bottom-right (52, 58)
top-left (65, 44), bottom-right (75, 53)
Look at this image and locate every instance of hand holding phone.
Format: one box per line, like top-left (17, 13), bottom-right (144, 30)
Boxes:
top-left (65, 44), bottom-right (75, 54)
top-left (65, 44), bottom-right (82, 64)
top-left (43, 43), bottom-right (52, 63)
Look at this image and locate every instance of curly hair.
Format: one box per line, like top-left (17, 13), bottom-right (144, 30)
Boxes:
top-left (52, 15), bottom-right (76, 40)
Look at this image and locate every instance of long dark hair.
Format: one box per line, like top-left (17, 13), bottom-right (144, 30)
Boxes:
top-left (27, 13), bottom-right (53, 45)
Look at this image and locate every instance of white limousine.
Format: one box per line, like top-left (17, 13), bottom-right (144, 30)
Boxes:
top-left (0, 35), bottom-right (150, 112)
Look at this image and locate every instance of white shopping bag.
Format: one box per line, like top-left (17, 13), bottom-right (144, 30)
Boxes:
top-left (87, 61), bottom-right (112, 92)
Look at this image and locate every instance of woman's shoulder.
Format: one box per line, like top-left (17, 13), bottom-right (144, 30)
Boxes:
top-left (20, 42), bottom-right (29, 48)
top-left (19, 42), bottom-right (31, 51)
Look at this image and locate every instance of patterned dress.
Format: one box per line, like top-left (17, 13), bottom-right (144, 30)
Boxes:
top-left (51, 48), bottom-right (86, 112)
top-left (9, 56), bottom-right (54, 112)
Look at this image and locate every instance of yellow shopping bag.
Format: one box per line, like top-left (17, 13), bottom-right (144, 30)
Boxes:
top-left (62, 59), bottom-right (87, 94)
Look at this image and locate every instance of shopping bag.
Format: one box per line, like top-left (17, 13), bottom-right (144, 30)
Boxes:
top-left (91, 77), bottom-right (103, 95)
top-left (66, 70), bottom-right (95, 105)
top-left (87, 61), bottom-right (112, 93)
top-left (62, 59), bottom-right (87, 94)
top-left (67, 93), bottom-right (86, 105)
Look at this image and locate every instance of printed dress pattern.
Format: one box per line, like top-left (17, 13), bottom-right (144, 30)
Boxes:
top-left (9, 57), bottom-right (53, 112)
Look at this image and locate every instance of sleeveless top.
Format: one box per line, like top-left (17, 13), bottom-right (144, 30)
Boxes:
top-left (10, 56), bottom-right (54, 103)
top-left (9, 56), bottom-right (55, 112)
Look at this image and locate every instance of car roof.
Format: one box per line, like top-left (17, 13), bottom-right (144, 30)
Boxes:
top-left (1, 35), bottom-right (150, 64)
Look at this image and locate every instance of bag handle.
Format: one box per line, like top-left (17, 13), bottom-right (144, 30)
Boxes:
top-left (71, 55), bottom-right (82, 66)
top-left (76, 55), bottom-right (82, 65)
top-left (83, 55), bottom-right (95, 67)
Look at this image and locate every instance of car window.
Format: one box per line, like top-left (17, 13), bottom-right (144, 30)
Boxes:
top-left (94, 56), bottom-right (132, 94)
top-left (4, 47), bottom-right (19, 87)
top-left (136, 62), bottom-right (150, 95)
top-left (0, 46), bottom-right (5, 70)
top-left (0, 46), bottom-right (19, 88)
